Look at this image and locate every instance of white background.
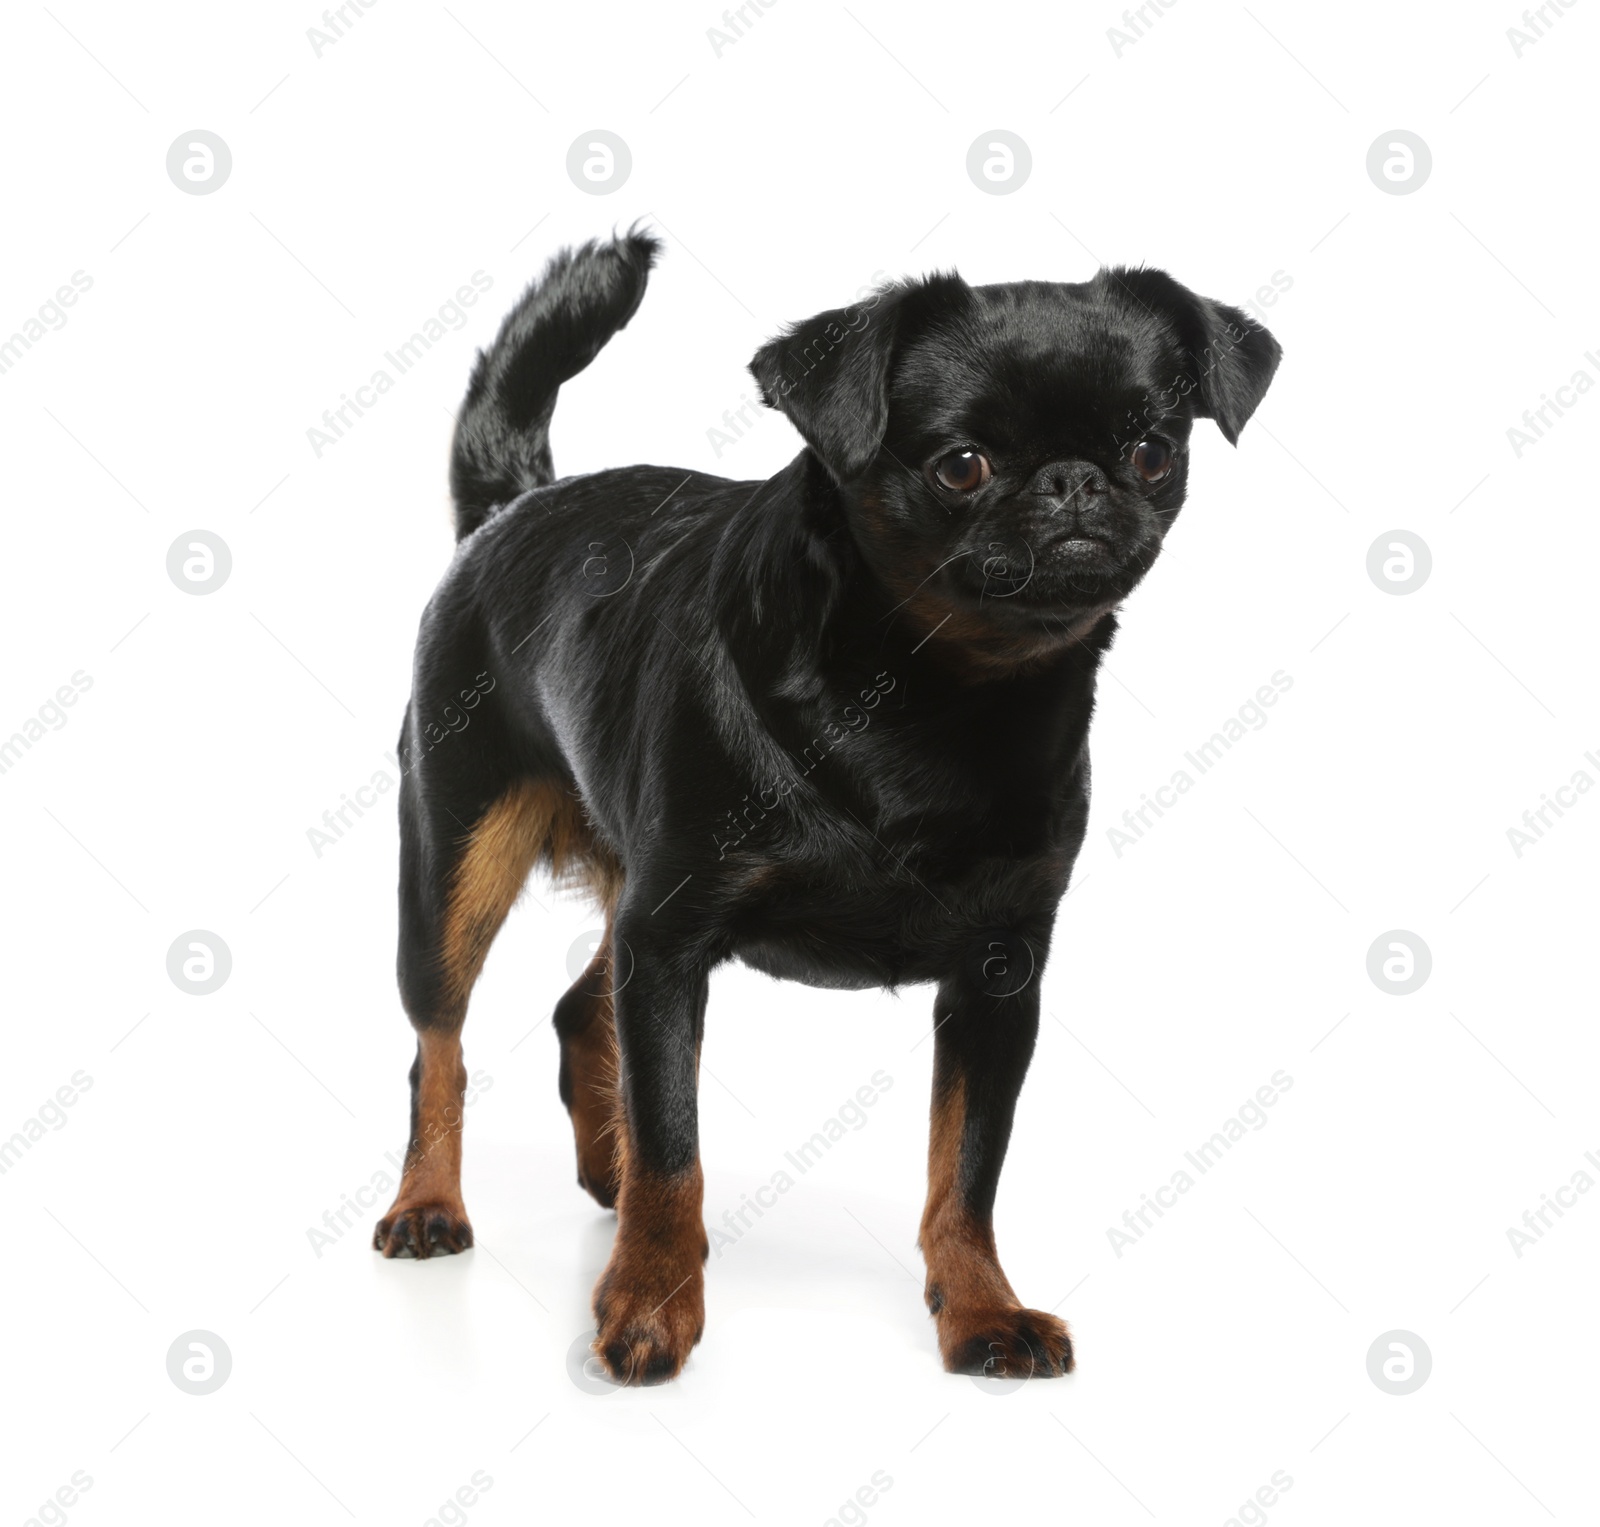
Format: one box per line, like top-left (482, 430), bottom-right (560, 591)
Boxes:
top-left (2, 2), bottom-right (1596, 1523)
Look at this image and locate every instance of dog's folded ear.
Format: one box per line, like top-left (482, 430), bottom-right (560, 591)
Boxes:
top-left (1097, 267), bottom-right (1282, 444)
top-left (748, 293), bottom-right (898, 483)
top-left (748, 274), bottom-right (970, 484)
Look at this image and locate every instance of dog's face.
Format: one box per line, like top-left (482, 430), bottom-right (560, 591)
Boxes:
top-left (751, 268), bottom-right (1281, 656)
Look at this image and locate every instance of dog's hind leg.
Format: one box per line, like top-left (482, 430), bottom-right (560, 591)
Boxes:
top-left (375, 756), bottom-right (565, 1258)
top-left (553, 925), bottom-right (623, 1208)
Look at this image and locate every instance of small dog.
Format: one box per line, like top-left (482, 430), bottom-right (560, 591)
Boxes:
top-left (375, 229), bottom-right (1280, 1384)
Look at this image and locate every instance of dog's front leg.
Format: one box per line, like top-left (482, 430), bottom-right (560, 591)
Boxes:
top-left (919, 934), bottom-right (1074, 1378)
top-left (591, 906), bottom-right (710, 1385)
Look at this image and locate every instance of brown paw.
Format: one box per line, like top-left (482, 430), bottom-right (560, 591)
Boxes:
top-left (939, 1305), bottom-right (1074, 1379)
top-left (373, 1201), bottom-right (474, 1259)
top-left (591, 1261), bottom-right (704, 1385)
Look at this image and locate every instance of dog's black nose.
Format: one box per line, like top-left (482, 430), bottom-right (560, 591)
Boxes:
top-left (1029, 461), bottom-right (1106, 507)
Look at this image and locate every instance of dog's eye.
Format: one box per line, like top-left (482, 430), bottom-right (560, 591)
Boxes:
top-left (1131, 439), bottom-right (1174, 483)
top-left (932, 450), bottom-right (992, 492)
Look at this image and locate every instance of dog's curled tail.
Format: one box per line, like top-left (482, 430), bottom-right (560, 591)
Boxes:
top-left (449, 226), bottom-right (661, 540)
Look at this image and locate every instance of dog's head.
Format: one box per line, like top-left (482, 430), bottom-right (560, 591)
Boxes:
top-left (750, 267), bottom-right (1280, 661)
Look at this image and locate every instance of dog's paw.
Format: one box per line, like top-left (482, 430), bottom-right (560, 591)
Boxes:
top-left (591, 1262), bottom-right (704, 1385)
top-left (373, 1201), bottom-right (474, 1259)
top-left (939, 1305), bottom-right (1074, 1379)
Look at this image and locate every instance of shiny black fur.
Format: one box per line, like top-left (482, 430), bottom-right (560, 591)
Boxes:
top-left (398, 227), bottom-right (1279, 1268)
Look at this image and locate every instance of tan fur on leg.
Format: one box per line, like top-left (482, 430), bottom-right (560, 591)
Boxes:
top-left (375, 1028), bottom-right (474, 1258)
top-left (920, 1076), bottom-right (1073, 1377)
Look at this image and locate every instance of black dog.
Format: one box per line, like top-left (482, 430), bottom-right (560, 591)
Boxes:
top-left (375, 229), bottom-right (1280, 1384)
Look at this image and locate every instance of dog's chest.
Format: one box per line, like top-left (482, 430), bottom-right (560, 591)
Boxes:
top-left (724, 800), bottom-right (1079, 990)
top-left (717, 664), bottom-right (1095, 987)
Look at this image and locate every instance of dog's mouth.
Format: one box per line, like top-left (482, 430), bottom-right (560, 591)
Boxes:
top-left (1018, 526), bottom-right (1130, 571)
top-left (908, 519), bottom-right (1160, 629)
top-left (951, 530), bottom-right (1153, 613)
top-left (1053, 533), bottom-right (1112, 558)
